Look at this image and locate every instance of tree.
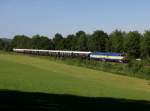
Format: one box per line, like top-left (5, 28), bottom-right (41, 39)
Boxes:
top-left (109, 30), bottom-right (125, 53)
top-left (105, 37), bottom-right (112, 52)
top-left (125, 31), bottom-right (141, 58)
top-left (12, 35), bottom-right (31, 49)
top-left (140, 31), bottom-right (150, 58)
top-left (88, 30), bottom-right (108, 52)
top-left (53, 33), bottom-right (64, 50)
top-left (31, 35), bottom-right (52, 50)
top-left (76, 31), bottom-right (87, 51)
top-left (0, 39), bottom-right (5, 50)
top-left (64, 34), bottom-right (75, 50)
top-left (0, 38), bottom-right (12, 51)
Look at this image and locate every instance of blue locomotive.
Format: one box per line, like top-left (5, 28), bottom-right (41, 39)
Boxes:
top-left (90, 52), bottom-right (126, 62)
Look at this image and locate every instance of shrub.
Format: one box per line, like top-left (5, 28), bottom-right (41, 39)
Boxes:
top-left (127, 60), bottom-right (143, 74)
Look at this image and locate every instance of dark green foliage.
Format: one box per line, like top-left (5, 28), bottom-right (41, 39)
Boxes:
top-left (31, 35), bottom-right (53, 50)
top-left (64, 34), bottom-right (75, 50)
top-left (127, 60), bottom-right (144, 74)
top-left (88, 30), bottom-right (108, 51)
top-left (109, 30), bottom-right (125, 53)
top-left (76, 31), bottom-right (87, 51)
top-left (12, 35), bottom-right (31, 49)
top-left (53, 33), bottom-right (64, 50)
top-left (140, 31), bottom-right (150, 58)
top-left (125, 31), bottom-right (141, 58)
top-left (3, 42), bottom-right (12, 51)
top-left (0, 39), bottom-right (5, 50)
top-left (105, 37), bottom-right (112, 52)
top-left (0, 38), bottom-right (12, 51)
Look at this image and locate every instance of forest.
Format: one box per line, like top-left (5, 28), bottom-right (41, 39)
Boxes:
top-left (0, 30), bottom-right (150, 59)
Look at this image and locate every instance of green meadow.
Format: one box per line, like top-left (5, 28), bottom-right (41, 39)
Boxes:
top-left (0, 53), bottom-right (150, 101)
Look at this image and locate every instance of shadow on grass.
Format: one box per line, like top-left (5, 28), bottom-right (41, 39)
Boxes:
top-left (0, 90), bottom-right (150, 111)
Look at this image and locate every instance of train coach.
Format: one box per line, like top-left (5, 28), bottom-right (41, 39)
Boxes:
top-left (13, 49), bottom-right (91, 59)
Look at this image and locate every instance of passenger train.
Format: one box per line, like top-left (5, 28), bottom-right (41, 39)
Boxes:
top-left (13, 49), bottom-right (127, 63)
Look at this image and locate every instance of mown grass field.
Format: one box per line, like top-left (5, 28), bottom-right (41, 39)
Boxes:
top-left (0, 53), bottom-right (150, 101)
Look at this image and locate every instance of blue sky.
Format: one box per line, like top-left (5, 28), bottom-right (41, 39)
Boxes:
top-left (0, 0), bottom-right (150, 38)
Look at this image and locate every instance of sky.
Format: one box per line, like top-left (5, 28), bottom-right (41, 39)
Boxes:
top-left (0, 0), bottom-right (150, 38)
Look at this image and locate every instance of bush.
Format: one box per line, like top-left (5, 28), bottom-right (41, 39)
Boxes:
top-left (127, 60), bottom-right (144, 74)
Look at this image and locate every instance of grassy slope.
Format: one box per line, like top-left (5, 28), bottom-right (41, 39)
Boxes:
top-left (0, 53), bottom-right (150, 101)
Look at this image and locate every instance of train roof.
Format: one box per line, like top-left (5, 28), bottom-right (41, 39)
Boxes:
top-left (91, 52), bottom-right (125, 56)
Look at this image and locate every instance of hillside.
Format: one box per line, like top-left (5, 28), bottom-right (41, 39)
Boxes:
top-left (0, 53), bottom-right (150, 101)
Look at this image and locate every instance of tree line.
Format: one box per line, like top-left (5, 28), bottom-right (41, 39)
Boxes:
top-left (0, 30), bottom-right (150, 59)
